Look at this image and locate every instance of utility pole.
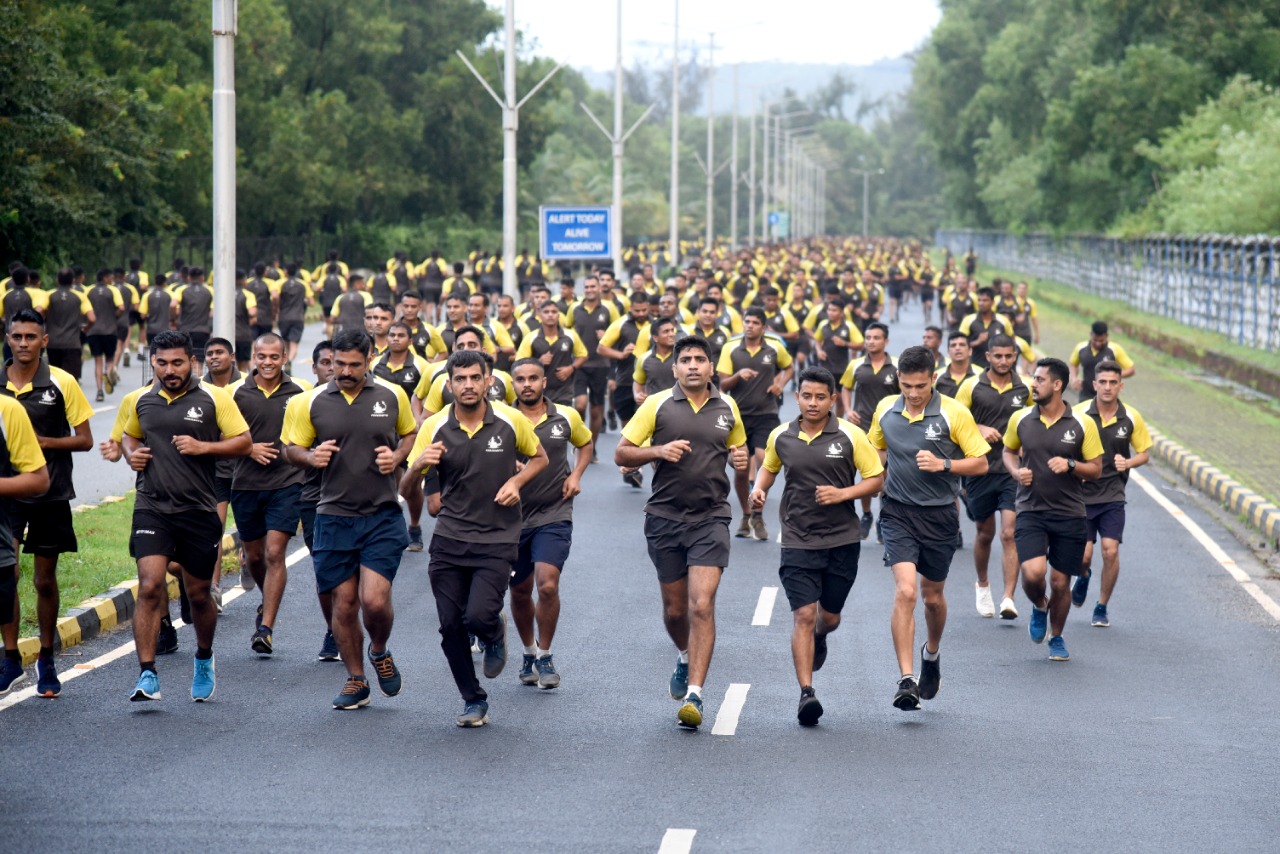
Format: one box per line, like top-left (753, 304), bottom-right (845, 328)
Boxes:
top-left (668, 0), bottom-right (680, 273)
top-left (853, 167), bottom-right (885, 238)
top-left (745, 88), bottom-right (756, 247)
top-left (581, 0), bottom-right (656, 276)
top-left (457, 0), bottom-right (562, 299)
top-left (704, 32), bottom-right (716, 251)
top-left (729, 64), bottom-right (739, 251)
top-left (211, 0), bottom-right (237, 343)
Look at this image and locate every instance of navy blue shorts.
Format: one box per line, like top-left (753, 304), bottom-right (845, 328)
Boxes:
top-left (230, 483), bottom-right (302, 542)
top-left (312, 505), bottom-right (409, 593)
top-left (1085, 502), bottom-right (1126, 544)
top-left (299, 500), bottom-right (317, 553)
top-left (511, 521), bottom-right (573, 587)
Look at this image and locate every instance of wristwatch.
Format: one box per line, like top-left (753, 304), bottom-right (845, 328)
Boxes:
top-left (1067, 458), bottom-right (1076, 472)
top-left (943, 458), bottom-right (952, 473)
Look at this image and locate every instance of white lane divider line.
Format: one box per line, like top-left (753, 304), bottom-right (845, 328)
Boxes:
top-left (658, 828), bottom-right (697, 853)
top-left (0, 547), bottom-right (312, 713)
top-left (1132, 471), bottom-right (1280, 622)
top-left (711, 682), bottom-right (751, 736)
top-left (751, 587), bottom-right (778, 626)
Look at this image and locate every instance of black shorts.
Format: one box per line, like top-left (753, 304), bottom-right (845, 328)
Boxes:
top-left (251, 324), bottom-right (273, 341)
top-left (1085, 502), bottom-right (1126, 544)
top-left (235, 340), bottom-right (252, 363)
top-left (779, 542), bottom-right (860, 612)
top-left (115, 324), bottom-right (130, 342)
top-left (312, 505), bottom-right (409, 593)
top-left (511, 521), bottom-right (572, 586)
top-left (644, 514), bottom-right (730, 583)
top-left (420, 283), bottom-right (443, 301)
top-left (46, 348), bottom-right (82, 380)
top-left (427, 534), bottom-right (517, 574)
top-left (230, 483), bottom-right (302, 543)
top-left (742, 413), bottom-right (781, 455)
top-left (920, 287), bottom-right (935, 303)
top-left (129, 508), bottom-right (222, 580)
top-left (612, 382), bottom-right (637, 423)
top-left (214, 475), bottom-right (232, 506)
top-left (187, 331), bottom-right (210, 360)
top-left (129, 309), bottom-right (144, 326)
top-left (299, 500), bottom-right (317, 553)
top-left (278, 321), bottom-right (305, 343)
top-left (87, 334), bottom-right (117, 357)
top-left (1014, 511), bottom-right (1088, 574)
top-left (12, 500), bottom-right (77, 556)
top-left (574, 365), bottom-right (610, 405)
top-left (879, 497), bottom-right (959, 583)
top-left (963, 472), bottom-right (1017, 522)
top-left (888, 284), bottom-right (905, 300)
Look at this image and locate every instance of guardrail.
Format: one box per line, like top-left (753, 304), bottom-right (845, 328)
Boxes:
top-left (936, 230), bottom-right (1280, 350)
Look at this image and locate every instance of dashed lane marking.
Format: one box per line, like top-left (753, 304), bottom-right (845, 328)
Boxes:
top-left (751, 587), bottom-right (778, 626)
top-left (711, 682), bottom-right (751, 736)
top-left (658, 828), bottom-right (696, 853)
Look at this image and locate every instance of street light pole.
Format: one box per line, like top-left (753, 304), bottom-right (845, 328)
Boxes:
top-left (746, 89), bottom-right (756, 246)
top-left (729, 63), bottom-right (739, 252)
top-left (211, 0), bottom-right (237, 343)
top-left (703, 32), bottom-right (716, 251)
top-left (668, 0), bottom-right (680, 272)
top-left (852, 167), bottom-right (885, 238)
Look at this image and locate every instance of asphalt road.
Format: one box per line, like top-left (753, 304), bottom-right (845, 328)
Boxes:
top-left (6, 304), bottom-right (1279, 851)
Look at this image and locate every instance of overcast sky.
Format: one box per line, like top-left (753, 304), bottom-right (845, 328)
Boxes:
top-left (491, 0), bottom-right (941, 70)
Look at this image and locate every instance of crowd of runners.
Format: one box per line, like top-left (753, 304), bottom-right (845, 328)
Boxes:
top-left (0, 237), bottom-right (1149, 729)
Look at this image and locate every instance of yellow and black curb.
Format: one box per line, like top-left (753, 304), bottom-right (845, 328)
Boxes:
top-left (1150, 431), bottom-right (1280, 545)
top-left (13, 530), bottom-right (243, 666)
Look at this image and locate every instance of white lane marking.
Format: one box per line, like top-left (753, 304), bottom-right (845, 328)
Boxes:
top-left (0, 547), bottom-right (312, 712)
top-left (92, 405), bottom-right (117, 414)
top-left (751, 587), bottom-right (778, 626)
top-left (1131, 471), bottom-right (1280, 622)
top-left (711, 682), bottom-right (751, 736)
top-left (658, 828), bottom-right (697, 854)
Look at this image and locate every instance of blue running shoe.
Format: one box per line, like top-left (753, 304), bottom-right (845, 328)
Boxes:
top-left (317, 630), bottom-right (341, 662)
top-left (130, 669), bottom-right (161, 702)
top-left (1071, 572), bottom-right (1091, 608)
top-left (370, 649), bottom-right (402, 697)
top-left (36, 657), bottom-right (60, 698)
top-left (456, 700), bottom-right (489, 727)
top-left (519, 654), bottom-right (539, 685)
top-left (670, 659), bottom-right (689, 700)
top-left (0, 658), bottom-right (27, 695)
top-left (1091, 603), bottom-right (1110, 628)
top-left (535, 654), bottom-right (560, 690)
top-left (191, 655), bottom-right (216, 702)
top-left (482, 611), bottom-right (507, 679)
top-left (1048, 636), bottom-right (1070, 661)
top-left (677, 693), bottom-right (704, 729)
top-left (1029, 606), bottom-right (1048, 644)
top-left (332, 676), bottom-right (370, 710)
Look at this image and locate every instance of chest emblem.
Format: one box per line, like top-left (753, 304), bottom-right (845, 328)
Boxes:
top-left (1011, 395), bottom-right (1024, 406)
top-left (487, 435), bottom-right (504, 452)
top-left (826, 442), bottom-right (844, 458)
top-left (39, 389), bottom-right (57, 405)
top-left (715, 414), bottom-right (732, 431)
top-left (924, 422), bottom-right (942, 440)
top-left (761, 353), bottom-right (773, 365)
top-left (550, 423), bottom-right (564, 438)
top-left (1116, 426), bottom-right (1128, 438)
top-left (884, 373), bottom-right (896, 385)
top-left (372, 401), bottom-right (388, 417)
top-left (404, 372), bottom-right (415, 383)
top-left (560, 341), bottom-right (570, 351)
top-left (185, 406), bottom-right (205, 422)
top-left (1061, 429), bottom-right (1077, 443)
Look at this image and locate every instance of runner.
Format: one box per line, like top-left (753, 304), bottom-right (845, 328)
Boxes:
top-left (508, 357), bottom-right (592, 689)
top-left (632, 317), bottom-right (679, 404)
top-left (121, 330), bottom-right (251, 702)
top-left (1071, 360), bottom-right (1152, 627)
top-left (0, 395), bottom-right (50, 696)
top-left (1069, 321), bottom-right (1136, 402)
top-left (417, 327), bottom-right (516, 418)
top-left (272, 263), bottom-right (313, 367)
top-left (514, 301), bottom-right (587, 407)
top-left (85, 269), bottom-right (125, 401)
top-left (298, 340), bottom-right (340, 660)
top-left (868, 346), bottom-right (990, 711)
top-left (201, 338), bottom-right (241, 609)
top-left (232, 271), bottom-right (259, 372)
top-left (616, 335), bottom-right (749, 729)
top-left (1002, 358), bottom-right (1104, 662)
top-left (688, 297), bottom-right (732, 365)
top-left (750, 367), bottom-right (884, 725)
top-left (405, 349), bottom-right (547, 726)
top-left (229, 333), bottom-right (311, 656)
top-left (327, 273), bottom-right (372, 338)
top-left (839, 322), bottom-right (898, 540)
top-left (363, 302), bottom-right (394, 360)
top-left (958, 287), bottom-right (1013, 368)
top-left (565, 274), bottom-right (619, 447)
top-left (172, 267), bottom-right (214, 371)
top-left (44, 268), bottom-right (94, 381)
top-left (932, 331), bottom-right (978, 399)
top-left (810, 297), bottom-right (863, 416)
top-left (137, 274), bottom-right (173, 372)
top-left (282, 330), bottom-right (417, 709)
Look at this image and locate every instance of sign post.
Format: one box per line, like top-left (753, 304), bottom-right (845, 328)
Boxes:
top-left (540, 206), bottom-right (615, 262)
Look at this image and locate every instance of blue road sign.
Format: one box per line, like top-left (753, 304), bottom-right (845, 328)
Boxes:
top-left (540, 206), bottom-right (613, 260)
top-left (768, 212), bottom-right (780, 225)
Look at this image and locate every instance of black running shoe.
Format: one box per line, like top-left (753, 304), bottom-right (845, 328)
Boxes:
top-left (859, 512), bottom-right (873, 541)
top-left (918, 644), bottom-right (941, 700)
top-left (812, 630), bottom-right (828, 672)
top-left (251, 625), bottom-right (273, 656)
top-left (157, 616), bottom-right (179, 655)
top-left (893, 676), bottom-right (921, 711)
top-left (797, 686), bottom-right (823, 726)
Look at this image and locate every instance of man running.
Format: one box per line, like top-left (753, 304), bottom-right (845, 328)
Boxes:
top-left (932, 331), bottom-right (978, 399)
top-left (750, 367), bottom-right (883, 725)
top-left (566, 274), bottom-right (620, 446)
top-left (86, 269), bottom-right (125, 401)
top-left (0, 397), bottom-right (50, 697)
top-left (1070, 360), bottom-right (1151, 628)
top-left (298, 341), bottom-right (341, 661)
top-left (172, 267), bottom-right (214, 371)
top-left (632, 317), bottom-right (678, 405)
top-left (1002, 358), bottom-right (1104, 662)
top-left (868, 346), bottom-right (990, 711)
top-left (272, 263), bottom-right (313, 368)
top-left (405, 350), bottom-right (547, 727)
top-left (122, 330), bottom-right (251, 702)
top-left (1069, 321), bottom-right (1136, 402)
top-left (509, 358), bottom-right (593, 690)
top-left (958, 287), bottom-right (1013, 368)
top-left (617, 336), bottom-right (748, 730)
top-left (515, 301), bottom-right (587, 407)
top-left (839, 322), bottom-right (898, 540)
top-left (202, 338), bottom-right (241, 608)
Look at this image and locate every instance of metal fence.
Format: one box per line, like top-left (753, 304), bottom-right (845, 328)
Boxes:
top-left (935, 230), bottom-right (1280, 351)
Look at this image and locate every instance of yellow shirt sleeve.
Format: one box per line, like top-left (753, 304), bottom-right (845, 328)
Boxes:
top-left (775, 344), bottom-right (793, 370)
top-left (958, 314), bottom-right (975, 336)
top-left (408, 410), bottom-right (449, 469)
top-left (281, 391), bottom-right (317, 448)
top-left (111, 289), bottom-right (125, 309)
top-left (391, 385), bottom-right (416, 436)
top-left (1128, 406), bottom-right (1153, 454)
top-left (849, 424), bottom-right (886, 479)
top-left (1002, 407), bottom-right (1030, 451)
top-left (621, 393), bottom-right (660, 447)
top-left (491, 324), bottom-right (514, 351)
top-left (599, 317), bottom-right (625, 349)
top-left (1080, 413), bottom-right (1104, 461)
top-left (208, 385), bottom-right (250, 437)
top-left (510, 404), bottom-right (541, 457)
top-left (561, 404), bottom-right (593, 448)
top-left (569, 330), bottom-right (588, 358)
top-left (328, 300), bottom-right (343, 318)
top-left (954, 376), bottom-right (978, 409)
top-left (715, 343), bottom-right (736, 376)
top-left (121, 388), bottom-right (145, 440)
top-left (1111, 343), bottom-right (1135, 370)
top-left (941, 397), bottom-right (992, 458)
top-left (1069, 342), bottom-right (1086, 366)
top-left (866, 395), bottom-right (898, 450)
top-left (494, 370), bottom-right (516, 404)
top-left (634, 326), bottom-right (652, 355)
top-left (111, 387), bottom-right (146, 442)
top-left (761, 423), bottom-right (788, 474)
top-left (839, 361), bottom-right (856, 390)
top-left (52, 368), bottom-right (94, 427)
top-left (515, 335), bottom-right (535, 359)
top-left (632, 361), bottom-right (647, 384)
top-left (425, 374), bottom-right (448, 412)
top-left (724, 394), bottom-right (748, 447)
top-left (0, 396), bottom-right (46, 473)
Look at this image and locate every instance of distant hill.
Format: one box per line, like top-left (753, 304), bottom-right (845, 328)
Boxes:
top-left (579, 56), bottom-right (913, 124)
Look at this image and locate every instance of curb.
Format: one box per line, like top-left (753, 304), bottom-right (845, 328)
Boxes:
top-left (15, 529), bottom-right (243, 667)
top-left (1149, 431), bottom-right (1280, 546)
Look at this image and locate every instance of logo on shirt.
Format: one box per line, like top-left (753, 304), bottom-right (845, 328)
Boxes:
top-left (924, 422), bottom-right (942, 440)
top-left (884, 373), bottom-right (896, 385)
top-left (761, 353), bottom-right (774, 365)
top-left (38, 389), bottom-right (57, 405)
top-left (826, 442), bottom-right (844, 458)
top-left (404, 371), bottom-right (415, 383)
top-left (1116, 426), bottom-right (1128, 438)
top-left (185, 406), bottom-right (205, 422)
top-left (715, 414), bottom-right (732, 431)
top-left (560, 340), bottom-right (570, 352)
top-left (486, 435), bottom-right (504, 452)
top-left (1011, 395), bottom-right (1024, 406)
top-left (597, 313), bottom-right (606, 323)
top-left (372, 401), bottom-right (388, 417)
top-left (1061, 429), bottom-right (1077, 443)
top-left (550, 423), bottom-right (564, 438)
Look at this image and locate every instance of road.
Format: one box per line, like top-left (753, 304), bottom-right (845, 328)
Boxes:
top-left (5, 304), bottom-right (1278, 851)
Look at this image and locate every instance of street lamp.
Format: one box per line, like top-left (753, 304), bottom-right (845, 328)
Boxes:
top-left (852, 167), bottom-right (885, 238)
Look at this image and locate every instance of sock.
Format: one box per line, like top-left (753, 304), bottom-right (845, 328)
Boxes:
top-left (922, 644), bottom-right (940, 661)
top-left (39, 645), bottom-right (52, 660)
top-left (195, 646), bottom-right (213, 660)
top-left (536, 647), bottom-right (550, 658)
top-left (140, 660), bottom-right (155, 673)
top-left (523, 644), bottom-right (537, 656)
top-left (901, 672), bottom-right (915, 681)
top-left (677, 649), bottom-right (689, 664)
top-left (4, 649), bottom-right (18, 664)
top-left (686, 684), bottom-right (702, 698)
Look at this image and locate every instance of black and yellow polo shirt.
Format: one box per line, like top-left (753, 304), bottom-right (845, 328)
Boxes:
top-left (519, 402), bottom-right (591, 529)
top-left (122, 376), bottom-right (250, 514)
top-left (868, 392), bottom-right (990, 507)
top-left (272, 276), bottom-right (312, 325)
top-left (403, 321), bottom-right (447, 360)
top-left (1073, 398), bottom-right (1152, 506)
top-left (1069, 340), bottom-right (1134, 394)
top-left (813, 318), bottom-right (863, 377)
top-left (634, 349), bottom-right (676, 396)
top-left (373, 351), bottom-right (433, 401)
top-left (689, 323), bottom-right (732, 363)
top-left (621, 384), bottom-right (746, 524)
top-left (329, 289), bottom-right (372, 336)
top-left (762, 414), bottom-right (883, 549)
top-left (958, 312), bottom-right (1014, 365)
top-left (421, 366), bottom-right (516, 413)
top-left (933, 362), bottom-right (980, 400)
top-left (45, 286), bottom-right (93, 349)
top-left (565, 299), bottom-right (621, 367)
top-left (228, 372), bottom-right (312, 492)
top-left (1, 359), bottom-right (93, 502)
top-left (1003, 405), bottom-right (1104, 517)
top-left (176, 283), bottom-right (214, 335)
top-left (0, 395), bottom-right (49, 564)
top-left (717, 334), bottom-right (793, 418)
top-left (599, 315), bottom-right (650, 380)
top-left (840, 354), bottom-right (898, 427)
top-left (413, 400), bottom-right (540, 543)
top-left (955, 371), bottom-right (1031, 475)
top-left (515, 326), bottom-right (588, 405)
top-left (281, 374), bottom-right (416, 517)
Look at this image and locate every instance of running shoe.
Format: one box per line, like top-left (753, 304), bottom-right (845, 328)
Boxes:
top-left (677, 693), bottom-right (704, 729)
top-left (332, 676), bottom-right (370, 710)
top-left (456, 700), bottom-right (489, 727)
top-left (519, 653), bottom-right (539, 685)
top-left (482, 612), bottom-right (507, 678)
top-left (735, 517), bottom-right (752, 539)
top-left (812, 630), bottom-right (828, 672)
top-left (123, 351), bottom-right (131, 368)
top-left (103, 373), bottom-right (114, 395)
top-left (670, 659), bottom-right (689, 700)
top-left (859, 512), bottom-right (873, 541)
top-left (750, 513), bottom-right (768, 541)
top-left (797, 686), bottom-right (823, 727)
top-left (469, 634), bottom-right (482, 655)
top-left (999, 596), bottom-right (1019, 620)
top-left (406, 526), bottom-right (424, 553)
top-left (255, 602), bottom-right (264, 626)
top-left (622, 469), bottom-right (643, 489)
top-left (1091, 603), bottom-right (1110, 628)
top-left (109, 367), bottom-right (120, 386)
top-left (191, 655), bottom-right (216, 701)
top-left (607, 412), bottom-right (619, 431)
top-left (919, 644), bottom-right (941, 700)
top-left (95, 390), bottom-right (104, 403)
top-left (0, 658), bottom-right (27, 695)
top-left (317, 630), bottom-right (341, 661)
top-left (370, 649), bottom-right (402, 697)
top-left (1048, 635), bottom-right (1070, 661)
top-left (1071, 571), bottom-right (1091, 608)
top-left (211, 586), bottom-right (223, 614)
top-left (36, 656), bottom-right (60, 698)
top-left (535, 654), bottom-right (560, 690)
top-left (892, 676), bottom-right (921, 711)
top-left (130, 669), bottom-right (160, 702)
top-left (157, 616), bottom-right (179, 655)
top-left (1029, 606), bottom-right (1049, 644)
top-left (975, 584), bottom-right (995, 618)
top-left (251, 625), bottom-right (273, 655)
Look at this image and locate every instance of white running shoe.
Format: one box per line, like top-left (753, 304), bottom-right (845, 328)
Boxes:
top-left (999, 596), bottom-right (1019, 620)
top-left (975, 584), bottom-right (995, 617)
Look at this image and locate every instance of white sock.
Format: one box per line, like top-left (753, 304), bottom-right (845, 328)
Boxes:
top-left (523, 644), bottom-right (536, 656)
top-left (677, 649), bottom-right (688, 664)
top-left (536, 647), bottom-right (550, 658)
top-left (922, 644), bottom-right (940, 662)
top-left (686, 684), bottom-right (702, 698)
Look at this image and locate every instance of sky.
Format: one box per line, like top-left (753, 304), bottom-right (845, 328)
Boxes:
top-left (490, 0), bottom-right (942, 71)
